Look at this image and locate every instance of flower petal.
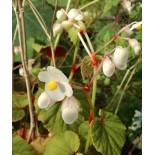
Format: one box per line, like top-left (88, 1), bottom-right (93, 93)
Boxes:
top-left (47, 66), bottom-right (69, 83)
top-left (38, 92), bottom-right (51, 109)
top-left (45, 99), bottom-right (56, 110)
top-left (38, 71), bottom-right (51, 82)
top-left (61, 82), bottom-right (73, 97)
top-left (45, 82), bottom-right (66, 101)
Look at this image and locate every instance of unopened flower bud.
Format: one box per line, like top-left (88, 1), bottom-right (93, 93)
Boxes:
top-left (14, 46), bottom-right (21, 55)
top-left (56, 9), bottom-right (67, 21)
top-left (19, 67), bottom-right (24, 76)
top-left (113, 46), bottom-right (128, 70)
top-left (102, 58), bottom-right (115, 77)
top-left (122, 0), bottom-right (132, 13)
top-left (53, 23), bottom-right (63, 36)
top-left (128, 39), bottom-right (141, 55)
top-left (62, 20), bottom-right (73, 29)
top-left (61, 96), bottom-right (79, 124)
top-left (62, 107), bottom-right (78, 124)
top-left (75, 11), bottom-right (85, 21)
top-left (38, 92), bottom-right (55, 109)
top-left (68, 9), bottom-right (79, 20)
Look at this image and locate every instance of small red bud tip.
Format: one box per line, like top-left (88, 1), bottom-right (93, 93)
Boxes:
top-left (89, 114), bottom-right (93, 124)
top-left (99, 118), bottom-right (104, 125)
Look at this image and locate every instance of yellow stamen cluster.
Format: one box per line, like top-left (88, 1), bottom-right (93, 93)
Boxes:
top-left (47, 81), bottom-right (58, 90)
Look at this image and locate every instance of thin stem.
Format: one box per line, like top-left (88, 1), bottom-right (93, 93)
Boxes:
top-left (91, 67), bottom-right (97, 109)
top-left (79, 0), bottom-right (100, 10)
top-left (54, 34), bottom-right (61, 50)
top-left (27, 0), bottom-right (50, 39)
top-left (50, 42), bottom-right (56, 67)
top-left (115, 57), bottom-right (141, 114)
top-left (78, 32), bottom-right (92, 59)
top-left (84, 32), bottom-right (95, 54)
top-left (84, 129), bottom-right (91, 153)
top-left (15, 0), bottom-right (35, 143)
top-left (66, 0), bottom-right (72, 12)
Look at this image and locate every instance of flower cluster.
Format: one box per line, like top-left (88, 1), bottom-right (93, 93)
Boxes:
top-left (53, 8), bottom-right (90, 36)
top-left (102, 46), bottom-right (128, 77)
top-left (37, 66), bottom-right (79, 124)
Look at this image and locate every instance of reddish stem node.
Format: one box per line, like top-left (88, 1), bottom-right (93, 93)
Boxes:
top-left (91, 54), bottom-right (98, 66)
top-left (113, 34), bottom-right (118, 41)
top-left (89, 113), bottom-right (93, 124)
top-left (99, 118), bottom-right (104, 125)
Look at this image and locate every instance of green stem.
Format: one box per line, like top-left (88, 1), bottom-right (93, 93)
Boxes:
top-left (91, 67), bottom-right (97, 109)
top-left (66, 0), bottom-right (72, 12)
top-left (54, 33), bottom-right (61, 50)
top-left (84, 129), bottom-right (91, 153)
top-left (79, 0), bottom-right (100, 10)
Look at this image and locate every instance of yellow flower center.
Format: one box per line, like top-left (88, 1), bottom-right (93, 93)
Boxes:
top-left (136, 24), bottom-right (142, 30)
top-left (47, 81), bottom-right (58, 90)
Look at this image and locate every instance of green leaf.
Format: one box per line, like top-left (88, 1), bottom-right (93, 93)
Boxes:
top-left (32, 43), bottom-right (46, 53)
top-left (44, 131), bottom-right (80, 155)
top-left (66, 27), bottom-right (80, 47)
top-left (12, 135), bottom-right (36, 155)
top-left (34, 90), bottom-right (83, 134)
top-left (47, 0), bottom-right (68, 7)
top-left (90, 111), bottom-right (126, 155)
top-left (12, 93), bottom-right (28, 122)
top-left (81, 55), bottom-right (102, 81)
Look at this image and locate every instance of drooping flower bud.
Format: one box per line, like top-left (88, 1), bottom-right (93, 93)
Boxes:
top-left (122, 0), bottom-right (132, 14)
top-left (53, 23), bottom-right (63, 36)
top-left (113, 46), bottom-right (128, 70)
top-left (62, 107), bottom-right (78, 124)
top-left (75, 11), bottom-right (85, 21)
top-left (62, 20), bottom-right (73, 29)
top-left (128, 39), bottom-right (141, 55)
top-left (38, 92), bottom-right (55, 110)
top-left (56, 9), bottom-right (67, 21)
top-left (102, 58), bottom-right (115, 77)
top-left (68, 9), bottom-right (79, 20)
top-left (14, 46), bottom-right (21, 55)
top-left (19, 67), bottom-right (24, 76)
top-left (61, 96), bottom-right (79, 124)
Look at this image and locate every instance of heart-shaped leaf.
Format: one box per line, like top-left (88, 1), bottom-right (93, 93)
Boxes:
top-left (44, 131), bottom-right (80, 155)
top-left (12, 135), bottom-right (36, 155)
top-left (12, 93), bottom-right (28, 122)
top-left (34, 90), bottom-right (83, 134)
top-left (90, 110), bottom-right (126, 155)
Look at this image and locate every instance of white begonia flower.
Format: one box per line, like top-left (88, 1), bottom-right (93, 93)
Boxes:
top-left (68, 9), bottom-right (79, 20)
top-left (130, 21), bottom-right (142, 31)
top-left (61, 96), bottom-right (79, 124)
top-left (122, 0), bottom-right (132, 14)
top-left (56, 9), bottom-right (67, 21)
top-left (62, 20), bottom-right (73, 29)
top-left (19, 59), bottom-right (35, 76)
top-left (38, 66), bottom-right (73, 101)
top-left (53, 23), bottom-right (63, 36)
top-left (38, 91), bottom-right (56, 110)
top-left (113, 46), bottom-right (128, 70)
top-left (14, 46), bottom-right (21, 55)
top-left (102, 58), bottom-right (115, 77)
top-left (128, 39), bottom-right (141, 55)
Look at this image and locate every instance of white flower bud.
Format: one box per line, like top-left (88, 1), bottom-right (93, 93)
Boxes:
top-left (62, 107), bottom-right (78, 124)
top-left (128, 39), bottom-right (141, 55)
top-left (122, 0), bottom-right (132, 13)
top-left (102, 58), bottom-right (115, 77)
top-left (53, 23), bottom-right (63, 36)
top-left (62, 20), bottom-right (73, 29)
top-left (38, 92), bottom-right (55, 109)
top-left (14, 46), bottom-right (21, 55)
top-left (61, 96), bottom-right (79, 111)
top-left (56, 9), bottom-right (67, 21)
top-left (113, 47), bottom-right (128, 70)
top-left (68, 9), bottom-right (79, 20)
top-left (19, 67), bottom-right (24, 76)
top-left (75, 11), bottom-right (85, 21)
top-left (123, 27), bottom-right (133, 35)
